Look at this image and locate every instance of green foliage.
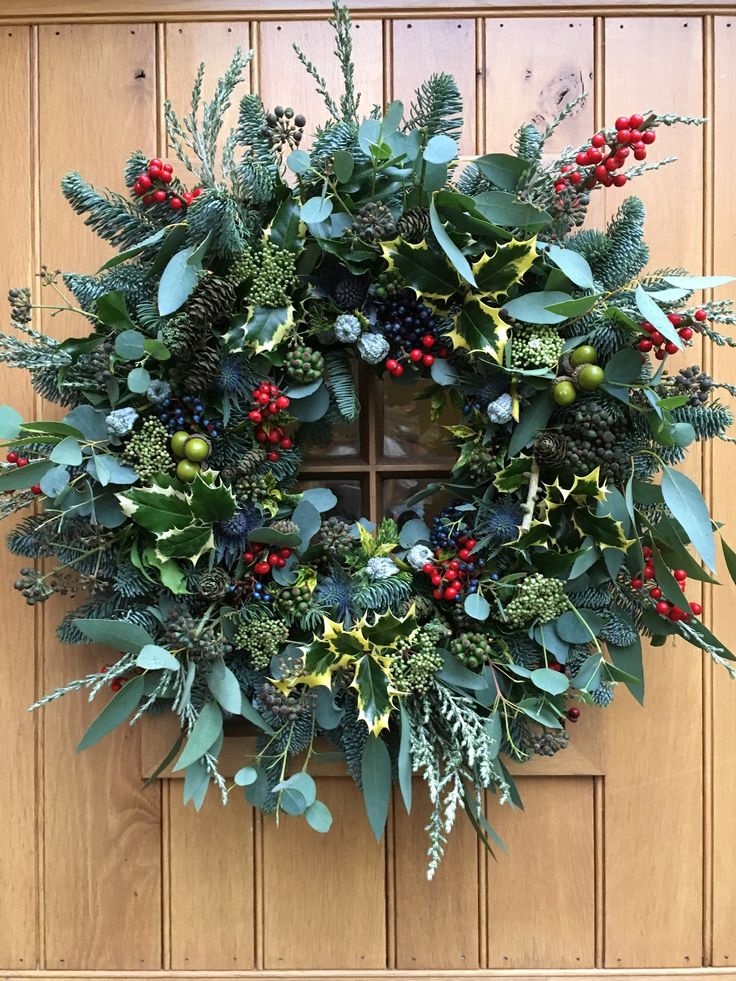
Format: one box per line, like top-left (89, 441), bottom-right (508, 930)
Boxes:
top-left (61, 172), bottom-right (155, 250)
top-left (406, 72), bottom-right (463, 143)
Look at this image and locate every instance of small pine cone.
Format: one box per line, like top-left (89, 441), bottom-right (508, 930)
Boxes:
top-left (196, 567), bottom-right (231, 600)
top-left (172, 344), bottom-right (222, 394)
top-left (160, 313), bottom-right (198, 357)
top-left (397, 206), bottom-right (430, 243)
top-left (352, 202), bottom-right (396, 243)
top-left (187, 275), bottom-right (237, 332)
top-left (229, 446), bottom-right (267, 481)
top-left (533, 431), bottom-right (567, 468)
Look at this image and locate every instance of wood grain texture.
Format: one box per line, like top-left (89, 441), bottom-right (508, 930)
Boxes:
top-left (601, 19), bottom-right (706, 969)
top-left (257, 18), bottom-right (383, 150)
top-left (261, 777), bottom-right (387, 970)
top-left (487, 778), bottom-right (596, 969)
top-left (0, 26), bottom-right (39, 971)
top-left (169, 787), bottom-right (256, 970)
top-left (391, 19), bottom-right (476, 155)
top-left (37, 24), bottom-right (162, 971)
top-left (711, 15), bottom-right (736, 969)
top-left (392, 784), bottom-right (481, 970)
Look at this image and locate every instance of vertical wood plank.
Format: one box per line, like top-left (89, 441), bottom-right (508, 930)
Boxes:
top-left (392, 19), bottom-right (476, 156)
top-left (261, 776), bottom-right (386, 969)
top-left (37, 24), bottom-right (162, 970)
top-left (0, 26), bottom-right (38, 970)
top-left (487, 777), bottom-right (595, 969)
top-left (169, 789), bottom-right (255, 970)
top-left (393, 783), bottom-right (480, 969)
top-left (602, 16), bottom-right (705, 969)
top-left (258, 19), bottom-right (383, 151)
top-left (711, 15), bottom-right (736, 968)
top-left (486, 18), bottom-right (594, 156)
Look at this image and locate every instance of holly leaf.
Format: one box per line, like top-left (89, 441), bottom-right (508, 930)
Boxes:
top-left (472, 237), bottom-right (538, 302)
top-left (155, 523), bottom-right (214, 564)
top-left (351, 654), bottom-right (393, 736)
top-left (189, 475), bottom-right (237, 525)
top-left (381, 238), bottom-right (460, 300)
top-left (449, 298), bottom-right (508, 360)
top-left (118, 481), bottom-right (192, 533)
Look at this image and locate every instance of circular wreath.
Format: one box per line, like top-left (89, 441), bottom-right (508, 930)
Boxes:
top-left (3, 4), bottom-right (736, 876)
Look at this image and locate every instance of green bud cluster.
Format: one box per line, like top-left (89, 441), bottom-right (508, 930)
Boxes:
top-left (278, 583), bottom-right (312, 619)
top-left (369, 269), bottom-right (403, 303)
top-left (505, 573), bottom-right (569, 627)
top-left (161, 607), bottom-right (230, 660)
top-left (317, 516), bottom-right (354, 560)
top-left (392, 621), bottom-right (448, 693)
top-left (242, 244), bottom-right (296, 308)
top-left (235, 473), bottom-right (272, 504)
top-left (234, 616), bottom-right (289, 670)
top-left (352, 201), bottom-right (397, 243)
top-left (449, 631), bottom-right (494, 671)
top-left (510, 323), bottom-right (564, 370)
top-left (123, 417), bottom-right (175, 482)
top-left (285, 345), bottom-right (325, 383)
top-left (467, 444), bottom-right (499, 481)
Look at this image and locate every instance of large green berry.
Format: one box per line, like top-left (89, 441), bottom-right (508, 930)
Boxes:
top-left (171, 430), bottom-right (190, 458)
top-left (570, 344), bottom-right (597, 367)
top-left (184, 436), bottom-right (210, 462)
top-left (553, 380), bottom-right (577, 406)
top-left (577, 364), bottom-right (604, 391)
top-left (176, 459), bottom-right (201, 482)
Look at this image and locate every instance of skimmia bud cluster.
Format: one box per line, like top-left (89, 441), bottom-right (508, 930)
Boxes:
top-left (554, 112), bottom-right (657, 196)
top-left (248, 381), bottom-right (293, 462)
top-left (637, 309), bottom-right (706, 359)
top-left (132, 157), bottom-right (202, 211)
top-left (629, 544), bottom-right (703, 623)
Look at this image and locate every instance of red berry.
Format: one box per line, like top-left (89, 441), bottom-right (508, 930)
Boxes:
top-left (255, 430), bottom-right (267, 443)
top-left (143, 193), bottom-right (155, 205)
top-left (162, 162), bottom-right (173, 174)
top-left (617, 130), bottom-right (632, 144)
top-left (595, 164), bottom-right (608, 181)
top-left (642, 130), bottom-right (656, 144)
top-left (267, 430), bottom-right (280, 444)
top-left (668, 313), bottom-right (683, 326)
top-left (669, 606), bottom-right (684, 622)
top-left (690, 601), bottom-right (703, 616)
top-left (31, 483), bottom-right (42, 495)
top-left (612, 173), bottom-right (627, 187)
top-left (631, 578), bottom-right (643, 590)
top-left (568, 170), bottom-right (583, 185)
top-left (591, 132), bottom-right (606, 148)
top-left (110, 680), bottom-right (122, 693)
top-left (656, 601), bottom-right (671, 615)
top-left (585, 176), bottom-right (598, 190)
top-left (160, 171), bottom-right (173, 183)
top-left (650, 587), bottom-right (663, 599)
top-left (392, 364), bottom-right (404, 377)
top-left (554, 181), bottom-right (566, 193)
top-left (432, 588), bottom-right (443, 600)
top-left (445, 569), bottom-right (458, 581)
top-left (169, 197), bottom-right (183, 210)
top-left (629, 113), bottom-right (645, 129)
top-left (695, 309), bottom-right (708, 322)
top-left (605, 156), bottom-right (619, 172)
top-left (275, 557), bottom-right (285, 568)
top-left (615, 116), bottom-right (630, 131)
top-left (444, 587), bottom-right (459, 600)
top-left (673, 569), bottom-right (687, 582)
top-left (679, 327), bottom-right (694, 341)
top-left (147, 166), bottom-right (161, 180)
top-left (182, 192), bottom-right (194, 205)
top-left (616, 147), bottom-right (630, 161)
top-left (192, 186), bottom-right (202, 197)
top-left (6, 451), bottom-right (18, 463)
top-left (650, 330), bottom-right (664, 346)
top-left (643, 545), bottom-right (652, 557)
top-left (588, 148), bottom-right (603, 164)
top-left (566, 707), bottom-right (581, 722)
top-left (431, 573), bottom-right (443, 586)
top-left (386, 359), bottom-right (398, 372)
top-left (279, 437), bottom-right (293, 450)
top-left (422, 334), bottom-right (435, 348)
top-left (268, 552), bottom-right (280, 566)
top-left (280, 548), bottom-right (293, 559)
top-left (466, 539), bottom-right (478, 549)
top-left (148, 157), bottom-right (163, 169)
top-left (409, 348), bottom-right (423, 363)
top-left (243, 552), bottom-right (255, 563)
top-left (256, 392), bottom-right (270, 405)
top-left (423, 563), bottom-right (434, 576)
top-left (629, 130), bottom-right (643, 144)
top-left (254, 562), bottom-right (270, 576)
top-left (422, 353), bottom-right (435, 367)
top-left (665, 341), bottom-right (679, 356)
top-left (458, 548), bottom-right (471, 561)
top-left (448, 560), bottom-right (460, 570)
top-left (549, 662), bottom-right (564, 672)
top-left (266, 451), bottom-right (279, 462)
top-left (638, 338), bottom-right (653, 352)
top-left (17, 457), bottom-right (28, 467)
top-left (133, 181), bottom-right (144, 196)
top-left (655, 348), bottom-right (666, 360)
top-left (275, 395), bottom-right (290, 410)
top-left (634, 148), bottom-right (647, 161)
top-left (248, 410), bottom-right (262, 423)
top-left (576, 152), bottom-right (590, 166)
top-left (152, 189), bottom-right (166, 204)
top-left (137, 174), bottom-right (152, 190)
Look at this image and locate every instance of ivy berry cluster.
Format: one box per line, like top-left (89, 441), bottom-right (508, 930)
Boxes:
top-left (132, 157), bottom-right (202, 212)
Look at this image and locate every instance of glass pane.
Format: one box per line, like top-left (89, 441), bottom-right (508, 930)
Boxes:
top-left (382, 477), bottom-right (450, 527)
top-left (302, 420), bottom-right (360, 460)
top-left (382, 379), bottom-right (456, 460)
top-left (297, 478), bottom-right (364, 521)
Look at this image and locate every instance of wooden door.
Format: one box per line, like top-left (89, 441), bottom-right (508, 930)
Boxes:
top-left (0, 4), bottom-right (735, 979)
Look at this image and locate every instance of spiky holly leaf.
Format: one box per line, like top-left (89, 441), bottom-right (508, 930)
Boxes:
top-left (154, 523), bottom-right (214, 564)
top-left (471, 237), bottom-right (538, 302)
top-left (351, 653), bottom-right (393, 736)
top-left (493, 456), bottom-right (533, 493)
top-left (295, 639), bottom-right (342, 689)
top-left (448, 298), bottom-right (508, 360)
top-left (118, 480), bottom-right (192, 533)
top-left (362, 606), bottom-right (417, 648)
top-left (380, 238), bottom-right (460, 301)
top-left (572, 509), bottom-right (634, 551)
top-left (322, 617), bottom-right (370, 660)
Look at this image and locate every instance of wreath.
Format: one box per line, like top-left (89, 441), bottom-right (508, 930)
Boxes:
top-left (3, 4), bottom-right (736, 876)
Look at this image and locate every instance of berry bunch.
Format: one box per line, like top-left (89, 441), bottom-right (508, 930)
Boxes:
top-left (170, 430), bottom-right (211, 483)
top-left (247, 381), bottom-right (293, 463)
top-left (101, 664), bottom-right (131, 694)
top-left (554, 112), bottom-right (657, 195)
top-left (242, 543), bottom-right (294, 601)
top-left (153, 393), bottom-right (222, 437)
top-left (375, 289), bottom-right (450, 379)
top-left (422, 515), bottom-right (484, 602)
top-left (5, 451), bottom-right (42, 495)
top-left (636, 309), bottom-right (706, 359)
top-left (629, 544), bottom-right (703, 623)
top-left (132, 157), bottom-right (202, 212)
top-left (259, 106), bottom-right (306, 150)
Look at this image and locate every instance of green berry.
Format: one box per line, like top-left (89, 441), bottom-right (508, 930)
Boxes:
top-left (553, 380), bottom-right (577, 406)
top-left (577, 364), bottom-right (604, 391)
top-left (570, 344), bottom-right (597, 367)
top-left (184, 436), bottom-right (210, 462)
top-left (176, 459), bottom-right (200, 482)
top-left (171, 430), bottom-right (190, 458)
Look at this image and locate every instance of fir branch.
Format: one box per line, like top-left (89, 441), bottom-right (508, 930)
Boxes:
top-left (292, 44), bottom-right (341, 123)
top-left (330, 0), bottom-right (360, 124)
top-left (406, 72), bottom-right (463, 143)
top-left (235, 93), bottom-right (281, 204)
top-left (324, 349), bottom-right (360, 422)
top-left (61, 172), bottom-right (155, 250)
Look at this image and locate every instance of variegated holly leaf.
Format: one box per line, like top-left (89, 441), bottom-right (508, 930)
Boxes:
top-left (155, 523), bottom-right (214, 564)
top-left (380, 238), bottom-right (460, 301)
top-left (362, 606), bottom-right (417, 648)
top-left (351, 653), bottom-right (393, 736)
top-left (447, 298), bottom-right (508, 361)
top-left (118, 480), bottom-right (191, 533)
top-left (471, 237), bottom-right (538, 302)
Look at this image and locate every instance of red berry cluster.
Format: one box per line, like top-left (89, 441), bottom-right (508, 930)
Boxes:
top-left (5, 451), bottom-right (42, 495)
top-left (421, 536), bottom-right (480, 602)
top-left (554, 112), bottom-right (656, 195)
top-left (242, 545), bottom-right (293, 577)
top-left (132, 158), bottom-right (202, 212)
top-left (248, 381), bottom-right (293, 462)
top-left (629, 544), bottom-right (703, 623)
top-left (101, 664), bottom-right (130, 693)
top-left (385, 334), bottom-right (449, 379)
top-left (636, 310), bottom-right (705, 360)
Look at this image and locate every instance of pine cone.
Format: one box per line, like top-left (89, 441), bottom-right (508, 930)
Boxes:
top-left (533, 431), bottom-right (567, 468)
top-left (187, 275), bottom-right (237, 333)
top-left (352, 202), bottom-right (396, 243)
top-left (172, 344), bottom-right (222, 393)
top-left (397, 206), bottom-right (430, 243)
top-left (530, 725), bottom-right (570, 757)
top-left (225, 446), bottom-right (267, 483)
top-left (196, 567), bottom-right (231, 600)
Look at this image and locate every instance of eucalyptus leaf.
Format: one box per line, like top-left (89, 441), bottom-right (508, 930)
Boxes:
top-left (173, 701), bottom-right (223, 771)
top-left (361, 735), bottom-right (392, 841)
top-left (76, 675), bottom-right (145, 751)
top-left (136, 644), bottom-right (180, 671)
top-left (305, 799), bottom-right (333, 833)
